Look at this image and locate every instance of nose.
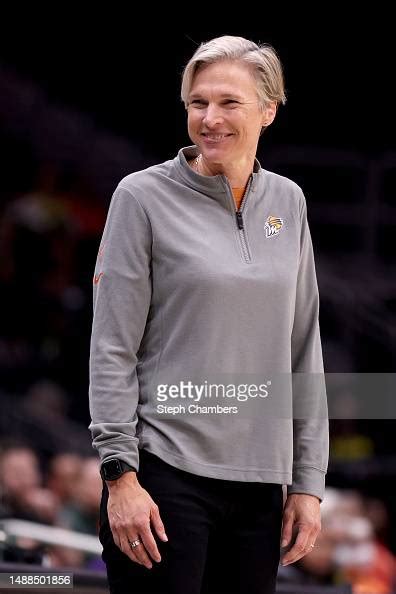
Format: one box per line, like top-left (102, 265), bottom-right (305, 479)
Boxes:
top-left (202, 103), bottom-right (224, 128)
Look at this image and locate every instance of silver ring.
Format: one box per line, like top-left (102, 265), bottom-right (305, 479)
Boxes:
top-left (129, 538), bottom-right (142, 549)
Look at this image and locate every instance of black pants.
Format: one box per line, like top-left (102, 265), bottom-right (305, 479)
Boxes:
top-left (99, 449), bottom-right (283, 594)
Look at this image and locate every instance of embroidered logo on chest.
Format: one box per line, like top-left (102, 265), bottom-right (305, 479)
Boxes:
top-left (264, 216), bottom-right (284, 238)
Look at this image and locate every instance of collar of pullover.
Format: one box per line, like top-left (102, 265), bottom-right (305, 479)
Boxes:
top-left (174, 145), bottom-right (264, 202)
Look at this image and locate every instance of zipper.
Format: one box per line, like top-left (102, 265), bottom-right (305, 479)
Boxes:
top-left (233, 178), bottom-right (252, 263)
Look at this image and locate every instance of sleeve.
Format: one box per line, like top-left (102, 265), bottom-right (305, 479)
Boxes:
top-left (287, 191), bottom-right (329, 502)
top-left (88, 184), bottom-right (152, 471)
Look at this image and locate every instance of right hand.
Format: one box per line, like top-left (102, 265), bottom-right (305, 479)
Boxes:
top-left (106, 472), bottom-right (168, 569)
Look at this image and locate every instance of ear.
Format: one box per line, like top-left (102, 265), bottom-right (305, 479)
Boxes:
top-left (261, 101), bottom-right (277, 127)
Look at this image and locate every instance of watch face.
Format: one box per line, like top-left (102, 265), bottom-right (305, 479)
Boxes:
top-left (103, 459), bottom-right (122, 480)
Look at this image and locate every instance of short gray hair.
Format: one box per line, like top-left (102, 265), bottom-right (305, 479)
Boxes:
top-left (181, 35), bottom-right (286, 111)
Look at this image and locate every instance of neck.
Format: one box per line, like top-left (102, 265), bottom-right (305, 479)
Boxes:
top-left (195, 154), bottom-right (255, 188)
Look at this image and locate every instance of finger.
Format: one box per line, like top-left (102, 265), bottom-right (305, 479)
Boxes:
top-left (110, 527), bottom-right (136, 563)
top-left (126, 546), bottom-right (143, 566)
top-left (118, 534), bottom-right (144, 566)
top-left (128, 534), bottom-right (153, 569)
top-left (140, 526), bottom-right (162, 563)
top-left (150, 504), bottom-right (168, 542)
top-left (281, 525), bottom-right (312, 565)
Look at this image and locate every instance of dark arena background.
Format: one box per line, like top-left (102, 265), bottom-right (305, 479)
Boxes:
top-left (0, 24), bottom-right (395, 593)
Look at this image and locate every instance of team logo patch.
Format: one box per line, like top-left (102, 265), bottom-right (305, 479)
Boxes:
top-left (264, 215), bottom-right (284, 238)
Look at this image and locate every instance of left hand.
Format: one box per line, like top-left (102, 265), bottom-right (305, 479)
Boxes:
top-left (280, 493), bottom-right (321, 566)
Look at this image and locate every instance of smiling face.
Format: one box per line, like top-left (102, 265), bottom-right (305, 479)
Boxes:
top-left (187, 60), bottom-right (276, 172)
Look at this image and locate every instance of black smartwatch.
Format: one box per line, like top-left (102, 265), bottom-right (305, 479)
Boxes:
top-left (100, 458), bottom-right (134, 481)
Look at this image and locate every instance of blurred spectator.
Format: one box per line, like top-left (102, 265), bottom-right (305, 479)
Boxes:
top-left (58, 457), bottom-right (101, 536)
top-left (0, 443), bottom-right (59, 564)
top-left (46, 452), bottom-right (83, 505)
top-left (0, 445), bottom-right (41, 504)
top-left (0, 445), bottom-right (103, 569)
top-left (53, 457), bottom-right (102, 569)
top-left (304, 488), bottom-right (396, 593)
top-left (0, 444), bottom-right (59, 524)
top-left (330, 492), bottom-right (396, 593)
top-left (279, 487), bottom-right (396, 592)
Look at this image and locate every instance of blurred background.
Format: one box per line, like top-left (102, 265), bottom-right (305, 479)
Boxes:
top-left (0, 24), bottom-right (395, 593)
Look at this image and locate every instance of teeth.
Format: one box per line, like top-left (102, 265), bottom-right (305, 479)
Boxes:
top-left (205, 134), bottom-right (229, 140)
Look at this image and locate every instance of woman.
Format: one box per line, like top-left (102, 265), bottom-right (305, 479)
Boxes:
top-left (89, 35), bottom-right (329, 594)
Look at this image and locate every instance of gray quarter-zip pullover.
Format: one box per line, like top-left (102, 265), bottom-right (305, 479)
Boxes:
top-left (89, 146), bottom-right (329, 501)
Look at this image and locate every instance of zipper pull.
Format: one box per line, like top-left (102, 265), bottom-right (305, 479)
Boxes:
top-left (236, 211), bottom-right (244, 230)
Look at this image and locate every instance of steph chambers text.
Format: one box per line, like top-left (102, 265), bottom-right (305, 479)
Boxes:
top-left (157, 404), bottom-right (238, 415)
